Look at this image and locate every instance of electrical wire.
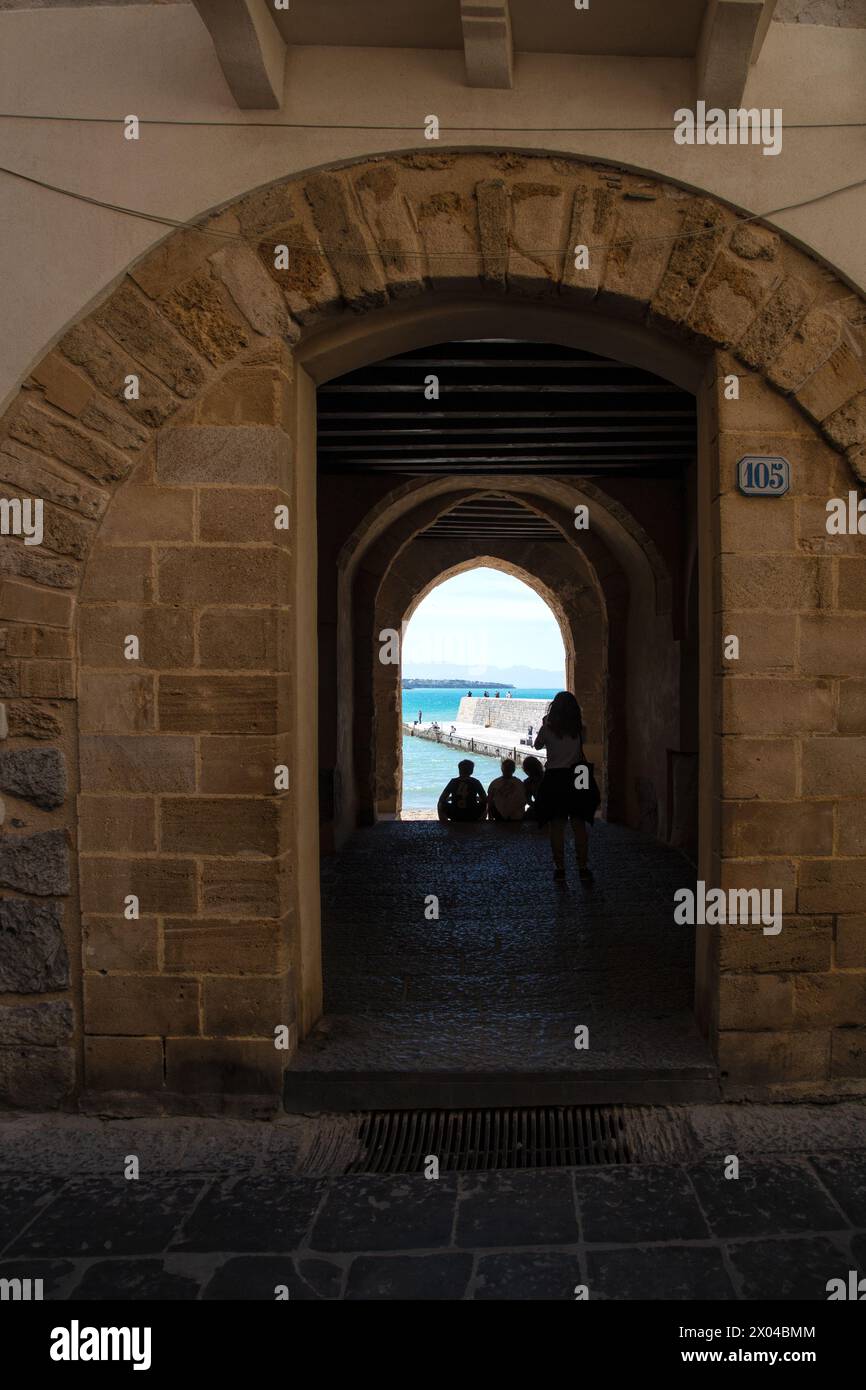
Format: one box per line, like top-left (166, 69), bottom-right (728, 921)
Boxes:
top-left (0, 113), bottom-right (865, 133)
top-left (1, 159), bottom-right (864, 259)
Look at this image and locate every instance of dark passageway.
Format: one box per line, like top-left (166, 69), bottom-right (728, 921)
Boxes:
top-left (285, 820), bottom-right (715, 1110)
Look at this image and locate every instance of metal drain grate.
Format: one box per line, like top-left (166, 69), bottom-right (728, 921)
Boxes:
top-left (345, 1105), bottom-right (633, 1174)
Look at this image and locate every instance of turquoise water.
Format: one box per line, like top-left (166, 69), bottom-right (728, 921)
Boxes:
top-left (401, 686), bottom-right (557, 810)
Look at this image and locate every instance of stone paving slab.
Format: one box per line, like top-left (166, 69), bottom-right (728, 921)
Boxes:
top-left (293, 820), bottom-right (715, 1095)
top-left (0, 1142), bottom-right (864, 1300)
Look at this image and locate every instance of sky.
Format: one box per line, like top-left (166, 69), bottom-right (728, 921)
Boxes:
top-left (401, 567), bottom-right (566, 677)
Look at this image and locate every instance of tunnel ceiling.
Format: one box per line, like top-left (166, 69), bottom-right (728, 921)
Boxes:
top-left (417, 495), bottom-right (565, 542)
top-left (317, 339), bottom-right (697, 481)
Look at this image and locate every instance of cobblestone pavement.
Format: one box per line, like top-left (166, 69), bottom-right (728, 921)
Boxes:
top-left (290, 820), bottom-right (713, 1079)
top-left (0, 1112), bottom-right (864, 1300)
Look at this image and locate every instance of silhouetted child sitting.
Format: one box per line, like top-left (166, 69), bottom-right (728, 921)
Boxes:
top-left (437, 759), bottom-right (487, 823)
top-left (522, 755), bottom-right (544, 820)
top-left (487, 759), bottom-right (527, 822)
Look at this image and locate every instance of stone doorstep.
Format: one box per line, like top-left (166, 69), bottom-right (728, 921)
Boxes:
top-left (282, 1070), bottom-right (720, 1114)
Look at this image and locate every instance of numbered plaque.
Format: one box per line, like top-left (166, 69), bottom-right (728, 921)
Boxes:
top-left (737, 455), bottom-right (790, 496)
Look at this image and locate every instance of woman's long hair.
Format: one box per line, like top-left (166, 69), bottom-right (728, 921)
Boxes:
top-left (546, 690), bottom-right (583, 739)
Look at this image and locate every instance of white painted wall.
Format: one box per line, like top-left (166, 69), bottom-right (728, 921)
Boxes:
top-left (0, 6), bottom-right (864, 409)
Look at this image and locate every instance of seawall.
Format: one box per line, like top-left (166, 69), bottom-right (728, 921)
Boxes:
top-left (455, 696), bottom-right (550, 735)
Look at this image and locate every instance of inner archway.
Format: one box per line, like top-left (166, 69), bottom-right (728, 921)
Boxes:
top-left (399, 563), bottom-right (570, 817)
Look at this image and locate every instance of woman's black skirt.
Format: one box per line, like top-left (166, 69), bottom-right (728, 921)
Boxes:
top-left (535, 766), bottom-right (600, 827)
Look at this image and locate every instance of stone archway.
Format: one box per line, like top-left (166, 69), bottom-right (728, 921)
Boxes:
top-left (331, 469), bottom-right (668, 844)
top-left (2, 150), bottom-right (865, 1111)
top-left (383, 550), bottom-right (590, 820)
top-left (364, 503), bottom-right (622, 825)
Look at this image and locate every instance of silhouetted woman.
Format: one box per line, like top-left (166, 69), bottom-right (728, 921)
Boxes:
top-left (534, 691), bottom-right (600, 882)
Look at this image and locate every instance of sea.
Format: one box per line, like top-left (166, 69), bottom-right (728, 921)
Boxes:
top-left (401, 686), bottom-right (558, 810)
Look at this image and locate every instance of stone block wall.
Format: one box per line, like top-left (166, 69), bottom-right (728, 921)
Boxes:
top-left (714, 353), bottom-right (866, 1095)
top-left (75, 364), bottom-right (295, 1111)
top-left (456, 696), bottom-right (550, 733)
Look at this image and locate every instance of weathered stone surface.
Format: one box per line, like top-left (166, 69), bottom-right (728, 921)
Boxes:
top-left (79, 735), bottom-right (195, 793)
top-left (156, 546), bottom-right (289, 607)
top-left (688, 251), bottom-right (778, 348)
top-left (1, 627), bottom-right (71, 660)
top-left (79, 544), bottom-right (153, 603)
top-left (5, 700), bottom-right (63, 741)
top-left (730, 223), bottom-right (779, 261)
top-left (158, 675), bottom-right (287, 734)
top-left (156, 425), bottom-right (290, 485)
top-left (197, 372), bottom-right (282, 427)
top-left (130, 226), bottom-right (216, 300)
top-left (162, 272), bottom-right (251, 367)
top-left (304, 171), bottom-right (388, 311)
top-left (0, 1046), bottom-right (74, 1109)
top-left (6, 400), bottom-right (131, 487)
top-left (259, 221), bottom-right (342, 323)
top-left (0, 537), bottom-right (79, 590)
top-left (823, 389), bottom-right (866, 450)
top-left (0, 1001), bottom-right (73, 1046)
top-left (737, 275), bottom-right (812, 369)
top-left (598, 196), bottom-right (679, 317)
top-left (79, 397), bottom-right (150, 454)
top-left (210, 246), bottom-right (294, 338)
top-left (476, 180), bottom-right (509, 290)
top-left (561, 185), bottom-right (615, 302)
top-left (0, 829), bottom-right (69, 896)
top-left (0, 747), bottom-right (66, 808)
top-left (0, 899), bottom-right (69, 990)
top-left (60, 322), bottom-right (180, 429)
top-left (0, 578), bottom-right (74, 629)
top-left (414, 190), bottom-right (481, 295)
top-left (95, 282), bottom-right (206, 399)
top-left (28, 351), bottom-right (94, 417)
top-left (78, 605), bottom-right (193, 670)
top-left (651, 197), bottom-right (727, 325)
top-left (795, 344), bottom-right (866, 423)
top-left (353, 161), bottom-right (426, 300)
top-left (0, 662), bottom-right (19, 697)
top-left (78, 672), bottom-right (155, 734)
top-left (0, 438), bottom-right (108, 519)
top-left (767, 308), bottom-right (841, 393)
top-left (20, 659), bottom-right (74, 699)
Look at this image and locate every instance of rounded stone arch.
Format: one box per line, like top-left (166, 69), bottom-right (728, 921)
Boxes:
top-left (335, 475), bottom-right (637, 834)
top-left (334, 470), bottom-right (659, 838)
top-left (2, 147), bottom-right (865, 1110)
top-left (379, 550), bottom-right (594, 822)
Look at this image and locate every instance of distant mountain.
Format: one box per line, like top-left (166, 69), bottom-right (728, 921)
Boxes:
top-left (401, 661), bottom-right (565, 688)
top-left (402, 678), bottom-right (514, 690)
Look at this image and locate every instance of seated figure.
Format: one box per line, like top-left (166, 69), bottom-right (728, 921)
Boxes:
top-left (521, 754), bottom-right (544, 819)
top-left (487, 759), bottom-right (527, 822)
top-left (437, 759), bottom-right (487, 823)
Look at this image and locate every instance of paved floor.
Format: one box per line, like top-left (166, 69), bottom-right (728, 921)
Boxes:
top-left (0, 1111), bottom-right (864, 1300)
top-left (287, 820), bottom-right (714, 1102)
